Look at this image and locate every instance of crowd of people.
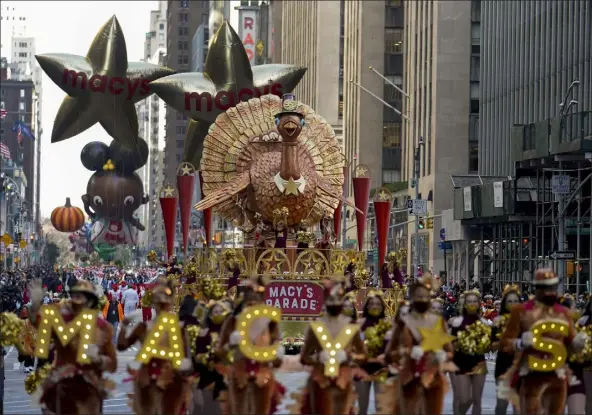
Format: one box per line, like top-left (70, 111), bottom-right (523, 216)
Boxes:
top-left (1, 260), bottom-right (591, 415)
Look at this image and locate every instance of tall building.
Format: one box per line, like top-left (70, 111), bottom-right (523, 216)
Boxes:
top-left (480, 0), bottom-right (591, 176)
top-left (163, 0), bottom-right (209, 186)
top-left (144, 1), bottom-right (168, 60)
top-left (403, 1), bottom-right (479, 272)
top-left (280, 1), bottom-right (343, 147)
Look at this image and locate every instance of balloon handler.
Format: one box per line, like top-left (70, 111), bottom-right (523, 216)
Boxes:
top-left (80, 139), bottom-right (150, 250)
top-left (27, 279), bottom-right (117, 415)
top-left (500, 268), bottom-right (588, 415)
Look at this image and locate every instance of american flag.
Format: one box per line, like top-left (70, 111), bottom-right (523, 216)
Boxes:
top-left (0, 142), bottom-right (11, 160)
top-left (0, 109), bottom-right (7, 120)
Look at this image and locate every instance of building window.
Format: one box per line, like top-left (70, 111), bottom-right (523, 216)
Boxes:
top-left (20, 89), bottom-right (25, 98)
top-left (178, 55), bottom-right (184, 64)
top-left (470, 56), bottom-right (480, 81)
top-left (180, 0), bottom-right (188, 7)
top-left (159, 23), bottom-right (165, 30)
top-left (183, 55), bottom-right (188, 64)
top-left (382, 169), bottom-right (400, 184)
top-left (383, 123), bottom-right (402, 147)
top-left (470, 99), bottom-right (479, 114)
top-left (385, 28), bottom-right (403, 53)
top-left (176, 154), bottom-right (182, 163)
top-left (19, 102), bottom-right (25, 111)
top-left (176, 112), bottom-right (183, 121)
top-left (177, 139), bottom-right (184, 149)
top-left (159, 33), bottom-right (164, 41)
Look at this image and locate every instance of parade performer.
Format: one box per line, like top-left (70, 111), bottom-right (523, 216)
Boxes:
top-left (449, 289), bottom-right (491, 415)
top-left (17, 306), bottom-right (36, 374)
top-left (490, 284), bottom-right (521, 415)
top-left (356, 289), bottom-right (390, 415)
top-left (573, 296), bottom-right (592, 413)
top-left (28, 279), bottom-right (117, 414)
top-left (342, 291), bottom-right (358, 322)
top-left (377, 300), bottom-right (411, 415)
top-left (117, 278), bottom-right (192, 415)
top-left (140, 286), bottom-right (153, 322)
top-left (384, 272), bottom-right (455, 414)
top-left (121, 282), bottom-right (140, 316)
top-left (563, 295), bottom-right (591, 414)
top-left (187, 299), bottom-right (230, 415)
top-left (216, 275), bottom-right (286, 415)
top-left (500, 268), bottom-right (588, 415)
top-left (102, 292), bottom-right (124, 344)
top-left (273, 207), bottom-right (289, 250)
top-left (431, 297), bottom-right (445, 315)
top-left (296, 278), bottom-right (366, 414)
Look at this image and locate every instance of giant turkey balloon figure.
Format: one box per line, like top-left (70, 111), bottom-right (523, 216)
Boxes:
top-left (80, 139), bottom-right (149, 258)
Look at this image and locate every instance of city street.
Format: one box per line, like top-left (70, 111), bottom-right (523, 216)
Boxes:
top-left (3, 345), bottom-right (500, 414)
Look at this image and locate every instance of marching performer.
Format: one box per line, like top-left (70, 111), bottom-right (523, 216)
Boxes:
top-left (117, 278), bottom-right (192, 415)
top-left (385, 272), bottom-right (454, 414)
top-left (216, 276), bottom-right (285, 415)
top-left (500, 268), bottom-right (588, 415)
top-left (188, 299), bottom-right (229, 415)
top-left (356, 289), bottom-right (389, 415)
top-left (297, 278), bottom-right (366, 414)
top-left (342, 291), bottom-right (358, 322)
top-left (17, 306), bottom-right (36, 374)
top-left (28, 279), bottom-right (117, 414)
top-left (449, 289), bottom-right (491, 415)
top-left (491, 284), bottom-right (521, 415)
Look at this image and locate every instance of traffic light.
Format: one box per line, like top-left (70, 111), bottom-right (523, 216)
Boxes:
top-left (427, 218), bottom-right (434, 229)
top-left (418, 218), bottom-right (425, 229)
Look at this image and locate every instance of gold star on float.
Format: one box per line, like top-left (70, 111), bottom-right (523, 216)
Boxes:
top-left (355, 165), bottom-right (369, 178)
top-left (36, 16), bottom-right (175, 148)
top-left (177, 162), bottom-right (195, 176)
top-left (377, 189), bottom-right (390, 201)
top-left (149, 21), bottom-right (307, 165)
top-left (163, 185), bottom-right (176, 198)
top-left (418, 321), bottom-right (456, 353)
top-left (284, 177), bottom-right (300, 196)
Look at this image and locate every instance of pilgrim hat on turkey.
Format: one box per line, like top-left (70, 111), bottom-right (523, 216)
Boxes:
top-left (274, 93), bottom-right (304, 119)
top-left (531, 268), bottom-right (561, 287)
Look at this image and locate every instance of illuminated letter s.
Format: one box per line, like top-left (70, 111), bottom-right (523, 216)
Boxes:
top-left (528, 319), bottom-right (569, 371)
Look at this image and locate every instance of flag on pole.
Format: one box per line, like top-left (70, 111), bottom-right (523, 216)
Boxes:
top-left (12, 120), bottom-right (35, 147)
top-left (0, 109), bottom-right (7, 120)
top-left (0, 142), bottom-right (11, 160)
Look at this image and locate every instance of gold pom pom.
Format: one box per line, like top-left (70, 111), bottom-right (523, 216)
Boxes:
top-left (24, 363), bottom-right (52, 395)
top-left (147, 250), bottom-right (157, 263)
top-left (0, 312), bottom-right (25, 347)
top-left (141, 291), bottom-right (153, 308)
top-left (570, 324), bottom-right (592, 363)
top-left (364, 319), bottom-right (392, 358)
top-left (456, 320), bottom-right (492, 355)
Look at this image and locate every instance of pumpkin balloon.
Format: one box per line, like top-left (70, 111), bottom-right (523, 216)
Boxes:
top-left (51, 198), bottom-right (85, 232)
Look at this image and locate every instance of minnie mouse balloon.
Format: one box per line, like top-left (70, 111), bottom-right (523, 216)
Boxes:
top-left (81, 139), bottom-right (149, 247)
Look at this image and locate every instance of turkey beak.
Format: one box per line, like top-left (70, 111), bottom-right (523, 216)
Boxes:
top-left (283, 121), bottom-right (298, 136)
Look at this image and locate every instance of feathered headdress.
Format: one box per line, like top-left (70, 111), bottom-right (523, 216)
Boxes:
top-left (502, 284), bottom-right (520, 298)
top-left (321, 277), bottom-right (346, 300)
top-left (412, 271), bottom-right (440, 295)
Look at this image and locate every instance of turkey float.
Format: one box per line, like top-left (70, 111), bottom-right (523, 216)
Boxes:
top-left (195, 93), bottom-right (358, 230)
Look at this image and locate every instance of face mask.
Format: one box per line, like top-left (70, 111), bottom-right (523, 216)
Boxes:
top-left (326, 305), bottom-right (343, 316)
top-left (465, 304), bottom-right (479, 314)
top-left (210, 314), bottom-right (226, 325)
top-left (342, 308), bottom-right (354, 317)
top-left (413, 301), bottom-right (430, 313)
top-left (541, 294), bottom-right (557, 306)
top-left (368, 308), bottom-right (382, 317)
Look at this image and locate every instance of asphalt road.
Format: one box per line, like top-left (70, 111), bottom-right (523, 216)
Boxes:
top-left (3, 346), bottom-right (500, 414)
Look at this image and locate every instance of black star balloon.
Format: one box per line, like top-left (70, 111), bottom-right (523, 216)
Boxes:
top-left (36, 15), bottom-right (175, 148)
top-left (149, 21), bottom-right (307, 167)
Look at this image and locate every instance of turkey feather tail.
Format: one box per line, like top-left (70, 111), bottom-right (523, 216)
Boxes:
top-left (194, 172), bottom-right (250, 211)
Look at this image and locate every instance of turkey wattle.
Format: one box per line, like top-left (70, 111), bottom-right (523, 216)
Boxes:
top-left (195, 94), bottom-right (353, 228)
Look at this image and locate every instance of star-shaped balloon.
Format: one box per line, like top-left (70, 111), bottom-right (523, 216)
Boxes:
top-left (149, 21), bottom-right (307, 168)
top-left (36, 15), bottom-right (175, 148)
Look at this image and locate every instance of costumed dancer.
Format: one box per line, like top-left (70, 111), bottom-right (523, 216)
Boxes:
top-left (449, 289), bottom-right (491, 415)
top-left (315, 214), bottom-right (334, 270)
top-left (342, 291), bottom-right (358, 322)
top-left (562, 295), bottom-right (591, 414)
top-left (500, 268), bottom-right (588, 415)
top-left (140, 286), bottom-right (153, 322)
top-left (490, 284), bottom-right (521, 415)
top-left (188, 298), bottom-right (230, 415)
top-left (356, 289), bottom-right (390, 415)
top-left (431, 297), bottom-right (445, 315)
top-left (17, 306), bottom-right (36, 373)
top-left (273, 207), bottom-right (289, 250)
top-left (28, 280), bottom-right (117, 414)
top-left (216, 276), bottom-right (286, 415)
top-left (117, 278), bottom-right (192, 415)
top-left (296, 277), bottom-right (366, 414)
top-left (223, 250), bottom-right (241, 295)
top-left (378, 300), bottom-right (411, 415)
top-left (384, 272), bottom-right (455, 414)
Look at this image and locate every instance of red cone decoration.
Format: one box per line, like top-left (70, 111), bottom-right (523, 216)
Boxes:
top-left (177, 163), bottom-right (196, 254)
top-left (159, 184), bottom-right (178, 259)
top-left (352, 164), bottom-right (372, 251)
top-left (198, 170), bottom-right (212, 247)
top-left (374, 187), bottom-right (393, 267)
top-left (333, 201), bottom-right (342, 245)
